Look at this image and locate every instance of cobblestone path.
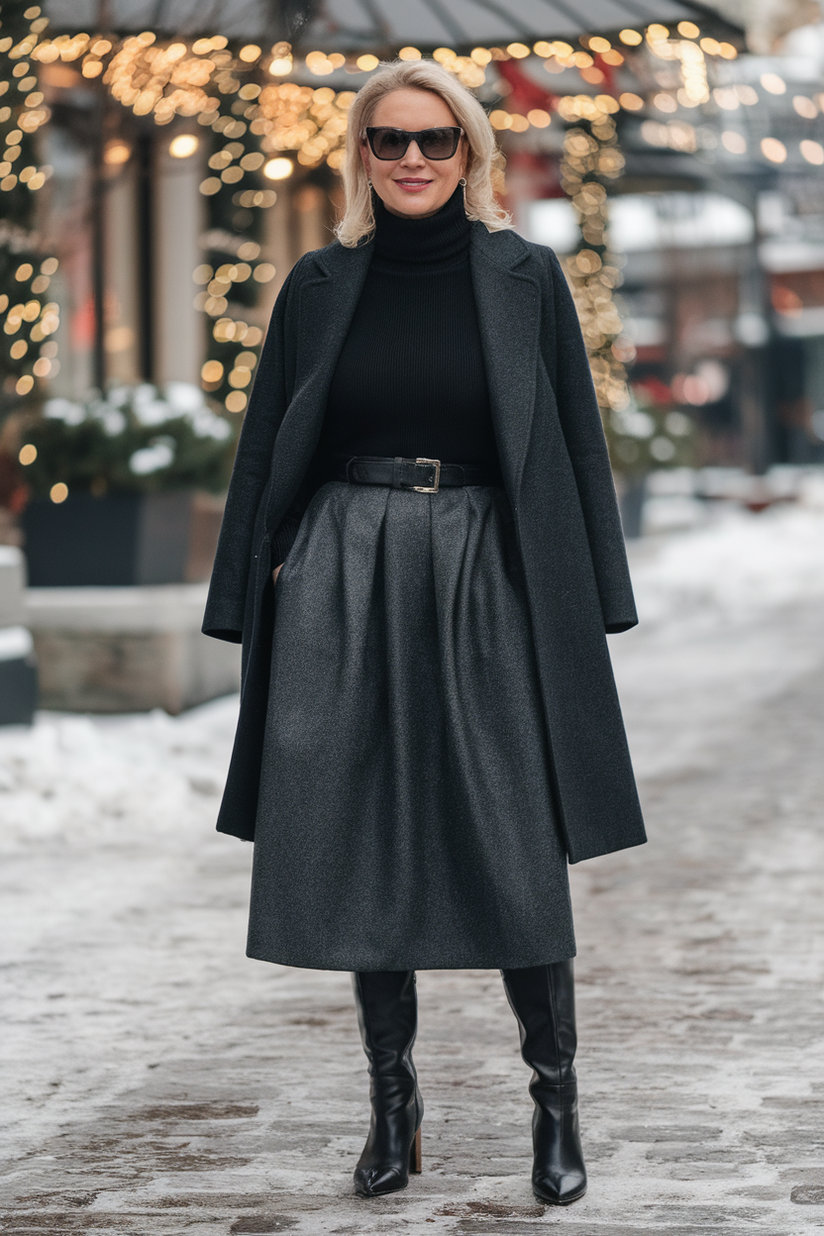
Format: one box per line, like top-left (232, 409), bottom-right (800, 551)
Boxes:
top-left (2, 599), bottom-right (823, 1235)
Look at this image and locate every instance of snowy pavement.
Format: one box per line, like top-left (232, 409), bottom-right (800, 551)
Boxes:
top-left (1, 502), bottom-right (824, 1234)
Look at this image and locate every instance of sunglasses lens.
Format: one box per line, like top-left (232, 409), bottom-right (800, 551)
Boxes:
top-left (420, 129), bottom-right (458, 159)
top-left (372, 129), bottom-right (409, 159)
top-left (368, 128), bottom-right (460, 160)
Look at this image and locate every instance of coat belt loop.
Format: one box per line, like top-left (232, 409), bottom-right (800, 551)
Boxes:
top-left (392, 456), bottom-right (403, 488)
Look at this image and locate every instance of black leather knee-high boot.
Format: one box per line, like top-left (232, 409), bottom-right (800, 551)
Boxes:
top-left (501, 961), bottom-right (587, 1205)
top-left (351, 970), bottom-right (423, 1197)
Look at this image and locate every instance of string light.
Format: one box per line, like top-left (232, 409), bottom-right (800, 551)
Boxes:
top-left (800, 139), bottom-right (824, 164)
top-left (169, 133), bottom-right (199, 157)
top-left (760, 73), bottom-right (786, 95)
top-left (263, 156), bottom-right (293, 179)
top-left (721, 130), bottom-right (747, 154)
top-left (103, 139), bottom-right (131, 163)
top-left (1, 7), bottom-right (61, 396)
top-left (559, 100), bottom-right (630, 426)
top-left (268, 44), bottom-right (292, 76)
top-left (761, 137), bottom-right (787, 162)
top-left (641, 119), bottom-right (697, 151)
top-left (793, 96), bottom-right (818, 119)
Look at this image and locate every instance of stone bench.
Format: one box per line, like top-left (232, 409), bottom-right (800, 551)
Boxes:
top-left (25, 583), bottom-right (240, 715)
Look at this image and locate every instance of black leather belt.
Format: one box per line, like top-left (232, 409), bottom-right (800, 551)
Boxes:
top-left (320, 455), bottom-right (502, 494)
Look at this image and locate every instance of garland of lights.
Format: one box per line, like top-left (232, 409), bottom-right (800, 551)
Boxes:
top-left (1, 10), bottom-right (756, 495)
top-left (189, 66), bottom-right (356, 415)
top-left (0, 1), bottom-right (59, 419)
top-left (558, 97), bottom-right (695, 471)
top-left (558, 95), bottom-right (628, 417)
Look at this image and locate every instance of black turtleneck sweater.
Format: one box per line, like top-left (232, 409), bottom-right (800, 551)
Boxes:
top-left (319, 185), bottom-right (495, 463)
top-left (270, 186), bottom-right (498, 564)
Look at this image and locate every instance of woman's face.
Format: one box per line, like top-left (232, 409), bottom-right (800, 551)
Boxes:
top-left (360, 87), bottom-right (467, 220)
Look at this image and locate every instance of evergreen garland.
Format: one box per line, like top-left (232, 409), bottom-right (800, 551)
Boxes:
top-left (18, 384), bottom-right (238, 498)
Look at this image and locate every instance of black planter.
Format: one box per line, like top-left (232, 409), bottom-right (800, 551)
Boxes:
top-left (0, 653), bottom-right (37, 725)
top-left (22, 491), bottom-right (194, 587)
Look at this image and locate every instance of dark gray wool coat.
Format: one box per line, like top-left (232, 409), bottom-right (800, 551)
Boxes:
top-left (203, 221), bottom-right (646, 864)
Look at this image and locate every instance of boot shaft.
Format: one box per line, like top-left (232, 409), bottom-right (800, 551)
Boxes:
top-left (501, 961), bottom-right (577, 1086)
top-left (352, 970), bottom-right (419, 1082)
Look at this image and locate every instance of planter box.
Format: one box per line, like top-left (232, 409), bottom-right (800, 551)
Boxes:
top-left (0, 628), bottom-right (37, 726)
top-left (22, 491), bottom-right (220, 587)
top-left (26, 583), bottom-right (240, 714)
top-left (0, 548), bottom-right (37, 725)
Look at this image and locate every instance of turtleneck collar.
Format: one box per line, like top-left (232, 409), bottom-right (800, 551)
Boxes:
top-left (372, 183), bottom-right (470, 270)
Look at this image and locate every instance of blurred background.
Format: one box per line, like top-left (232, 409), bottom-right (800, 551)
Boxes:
top-left (3, 8), bottom-right (824, 1227)
top-left (1, 0), bottom-right (823, 718)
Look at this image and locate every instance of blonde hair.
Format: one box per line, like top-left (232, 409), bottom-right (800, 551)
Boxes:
top-left (335, 59), bottom-right (512, 248)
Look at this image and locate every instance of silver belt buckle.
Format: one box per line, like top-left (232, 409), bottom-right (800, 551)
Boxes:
top-left (411, 457), bottom-right (440, 493)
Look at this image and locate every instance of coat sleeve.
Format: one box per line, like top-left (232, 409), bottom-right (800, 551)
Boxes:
top-left (202, 262), bottom-right (300, 642)
top-left (540, 247), bottom-right (638, 634)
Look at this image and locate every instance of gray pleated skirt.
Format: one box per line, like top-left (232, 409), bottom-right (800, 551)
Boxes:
top-left (247, 480), bottom-right (575, 971)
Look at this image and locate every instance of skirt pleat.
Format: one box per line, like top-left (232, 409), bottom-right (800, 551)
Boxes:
top-left (247, 481), bottom-right (575, 971)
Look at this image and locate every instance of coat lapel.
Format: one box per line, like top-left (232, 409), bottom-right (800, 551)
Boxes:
top-left (265, 240), bottom-right (373, 527)
top-left (268, 225), bottom-right (541, 529)
top-left (470, 224), bottom-right (540, 505)
top-left (293, 240), bottom-right (374, 391)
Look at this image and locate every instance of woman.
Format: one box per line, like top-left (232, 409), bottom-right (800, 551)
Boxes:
top-left (204, 60), bottom-right (645, 1205)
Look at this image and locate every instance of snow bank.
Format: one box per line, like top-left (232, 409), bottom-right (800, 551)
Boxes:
top-left (628, 502), bottom-right (824, 630)
top-left (0, 696), bottom-right (237, 853)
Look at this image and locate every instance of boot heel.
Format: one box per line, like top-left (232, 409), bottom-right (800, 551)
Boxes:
top-left (409, 1125), bottom-right (422, 1174)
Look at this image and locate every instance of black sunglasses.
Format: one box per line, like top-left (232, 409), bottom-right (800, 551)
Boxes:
top-left (364, 126), bottom-right (464, 161)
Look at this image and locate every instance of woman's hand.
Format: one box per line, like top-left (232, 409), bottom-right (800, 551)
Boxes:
top-left (272, 562), bottom-right (284, 586)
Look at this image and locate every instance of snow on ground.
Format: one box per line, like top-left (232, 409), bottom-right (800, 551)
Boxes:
top-left (0, 696), bottom-right (238, 853)
top-left (629, 500), bottom-right (824, 629)
top-left (610, 501), bottom-right (824, 783)
top-left (2, 501), bottom-right (824, 1232)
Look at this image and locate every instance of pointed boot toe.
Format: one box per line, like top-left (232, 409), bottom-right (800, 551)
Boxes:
top-left (354, 1163), bottom-right (408, 1197)
top-left (533, 1166), bottom-right (587, 1206)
